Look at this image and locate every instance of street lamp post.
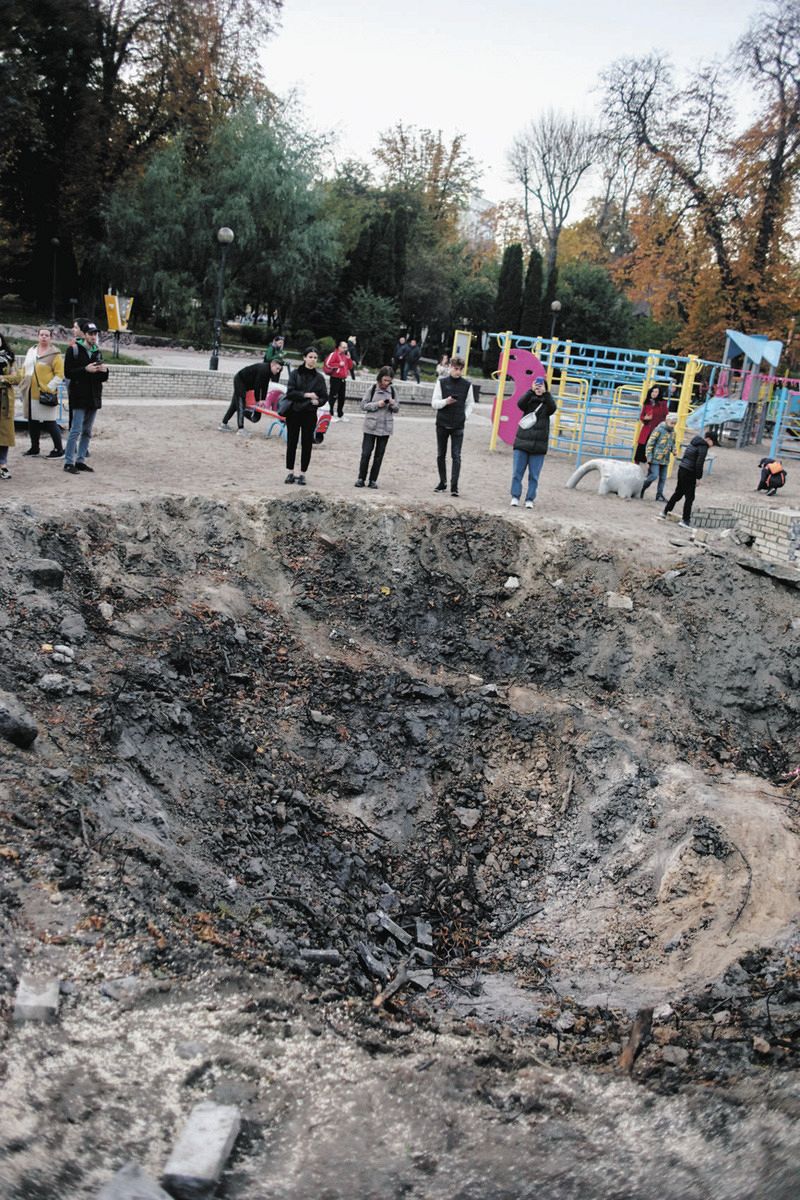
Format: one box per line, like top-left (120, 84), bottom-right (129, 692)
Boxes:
top-left (49, 237), bottom-right (60, 325)
top-left (209, 226), bottom-right (234, 371)
top-left (549, 299), bottom-right (562, 340)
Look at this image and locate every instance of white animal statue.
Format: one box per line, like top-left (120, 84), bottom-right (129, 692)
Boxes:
top-left (566, 458), bottom-right (646, 499)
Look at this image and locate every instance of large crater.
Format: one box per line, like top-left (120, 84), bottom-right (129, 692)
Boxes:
top-left (1, 496), bottom-right (798, 1199)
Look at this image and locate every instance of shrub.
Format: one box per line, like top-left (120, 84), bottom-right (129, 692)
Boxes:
top-left (240, 325), bottom-right (270, 346)
top-left (316, 336), bottom-right (335, 358)
top-left (291, 328), bottom-right (315, 349)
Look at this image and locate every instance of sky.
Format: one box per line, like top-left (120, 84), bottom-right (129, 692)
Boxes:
top-left (262, 0), bottom-right (763, 205)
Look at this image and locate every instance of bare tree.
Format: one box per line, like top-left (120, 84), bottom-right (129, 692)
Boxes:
top-left (600, 53), bottom-right (737, 294)
top-left (507, 111), bottom-right (598, 278)
top-left (736, 0), bottom-right (800, 280)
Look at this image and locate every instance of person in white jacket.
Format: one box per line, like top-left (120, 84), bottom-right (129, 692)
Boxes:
top-left (22, 328), bottom-right (65, 458)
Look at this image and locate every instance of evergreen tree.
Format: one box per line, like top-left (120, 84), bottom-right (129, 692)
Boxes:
top-left (484, 242), bottom-right (523, 374)
top-left (519, 249), bottom-right (544, 336)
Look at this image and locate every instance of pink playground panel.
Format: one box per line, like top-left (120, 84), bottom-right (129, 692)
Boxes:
top-left (490, 348), bottom-right (547, 447)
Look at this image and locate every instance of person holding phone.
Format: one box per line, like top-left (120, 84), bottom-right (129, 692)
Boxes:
top-left (63, 320), bottom-right (109, 475)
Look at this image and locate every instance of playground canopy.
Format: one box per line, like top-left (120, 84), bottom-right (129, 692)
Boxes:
top-left (723, 330), bottom-right (783, 371)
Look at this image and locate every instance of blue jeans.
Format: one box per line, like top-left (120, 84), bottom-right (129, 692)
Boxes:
top-left (64, 408), bottom-right (97, 466)
top-left (641, 462), bottom-right (667, 499)
top-left (512, 449), bottom-right (545, 501)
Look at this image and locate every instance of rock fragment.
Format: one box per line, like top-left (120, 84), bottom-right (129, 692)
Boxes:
top-left (162, 1102), bottom-right (241, 1199)
top-left (96, 1162), bottom-right (172, 1199)
top-left (23, 558), bottom-right (64, 588)
top-left (607, 592), bottom-right (634, 611)
top-left (13, 977), bottom-right (61, 1022)
top-left (0, 691), bottom-right (38, 749)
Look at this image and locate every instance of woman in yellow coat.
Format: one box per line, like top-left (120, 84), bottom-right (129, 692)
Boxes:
top-left (22, 326), bottom-right (65, 457)
top-left (0, 333), bottom-right (24, 479)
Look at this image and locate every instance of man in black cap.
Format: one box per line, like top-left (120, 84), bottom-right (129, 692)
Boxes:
top-left (63, 320), bottom-right (108, 475)
top-left (657, 428), bottom-right (718, 529)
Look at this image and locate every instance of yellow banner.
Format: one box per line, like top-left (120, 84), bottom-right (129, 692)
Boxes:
top-left (104, 294), bottom-right (134, 331)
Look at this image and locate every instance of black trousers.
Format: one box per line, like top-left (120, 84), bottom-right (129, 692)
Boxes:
top-left (329, 377), bottom-right (347, 417)
top-left (285, 411), bottom-right (316, 473)
top-left (29, 417), bottom-right (63, 453)
top-left (664, 467), bottom-right (697, 522)
top-left (222, 375), bottom-right (249, 428)
top-left (436, 425), bottom-right (464, 490)
top-left (358, 433), bottom-right (389, 483)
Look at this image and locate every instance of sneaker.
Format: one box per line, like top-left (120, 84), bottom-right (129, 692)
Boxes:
top-left (451, 488), bottom-right (459, 497)
top-left (235, 427), bottom-right (250, 437)
top-left (47, 449), bottom-right (64, 459)
top-left (284, 472), bottom-right (296, 484)
top-left (333, 416), bottom-right (342, 422)
top-left (656, 511), bottom-right (667, 520)
top-left (354, 479), bottom-right (365, 488)
top-left (340, 416), bottom-right (350, 423)
top-left (368, 481), bottom-right (378, 489)
top-left (766, 488), bottom-right (777, 497)
top-left (218, 423), bottom-right (233, 432)
top-left (510, 498), bottom-right (520, 507)
top-left (525, 500), bottom-right (534, 510)
top-left (678, 520), bottom-right (692, 529)
top-left (23, 449), bottom-right (40, 457)
top-left (76, 462), bottom-right (94, 472)
top-left (434, 483), bottom-right (447, 493)
top-left (64, 464), bottom-right (78, 474)
top-left (296, 474), bottom-right (306, 486)
top-left (0, 466), bottom-right (10, 480)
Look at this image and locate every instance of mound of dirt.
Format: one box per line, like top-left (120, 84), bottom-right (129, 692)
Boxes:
top-left (0, 495), bottom-right (798, 1198)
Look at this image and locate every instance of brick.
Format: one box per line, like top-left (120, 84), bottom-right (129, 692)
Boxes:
top-left (161, 1102), bottom-right (240, 1198)
top-left (13, 977), bottom-right (60, 1022)
top-left (96, 1162), bottom-right (172, 1199)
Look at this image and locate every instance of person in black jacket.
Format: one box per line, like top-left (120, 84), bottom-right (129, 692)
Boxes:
top-left (510, 375), bottom-right (557, 508)
top-left (283, 347), bottom-right (328, 484)
top-left (402, 338), bottom-right (422, 383)
top-left (431, 356), bottom-right (473, 496)
top-left (658, 429), bottom-right (718, 528)
top-left (63, 321), bottom-right (109, 475)
top-left (218, 359), bottom-right (282, 432)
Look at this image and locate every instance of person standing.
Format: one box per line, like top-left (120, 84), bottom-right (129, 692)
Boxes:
top-left (392, 336), bottom-right (408, 376)
top-left (22, 327), bottom-right (65, 458)
top-left (355, 367), bottom-right (399, 489)
top-left (323, 340), bottom-right (353, 421)
top-left (283, 347), bottom-right (328, 485)
top-left (431, 355), bottom-right (473, 498)
top-left (640, 413), bottom-right (677, 501)
top-left (658, 429), bottom-right (718, 528)
top-left (634, 385), bottom-right (668, 464)
top-left (509, 375), bottom-right (557, 508)
top-left (63, 320), bottom-right (108, 475)
top-left (0, 333), bottom-right (24, 479)
top-left (403, 338), bottom-right (421, 383)
top-left (218, 360), bottom-right (281, 432)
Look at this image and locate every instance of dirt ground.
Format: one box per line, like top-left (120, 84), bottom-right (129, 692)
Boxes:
top-left (1, 391), bottom-right (799, 1199)
top-left (1, 395), bottom-right (783, 552)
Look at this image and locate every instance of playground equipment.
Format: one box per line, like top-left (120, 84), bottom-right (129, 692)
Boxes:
top-left (487, 330), bottom-right (800, 467)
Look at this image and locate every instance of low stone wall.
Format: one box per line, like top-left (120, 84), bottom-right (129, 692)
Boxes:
top-left (691, 506), bottom-right (738, 531)
top-left (103, 365), bottom-right (437, 408)
top-left (694, 501), bottom-right (800, 565)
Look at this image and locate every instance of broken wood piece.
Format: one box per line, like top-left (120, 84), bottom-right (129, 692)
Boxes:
top-left (619, 1006), bottom-right (653, 1075)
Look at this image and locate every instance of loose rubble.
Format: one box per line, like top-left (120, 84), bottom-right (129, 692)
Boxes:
top-left (0, 495), bottom-right (798, 1198)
